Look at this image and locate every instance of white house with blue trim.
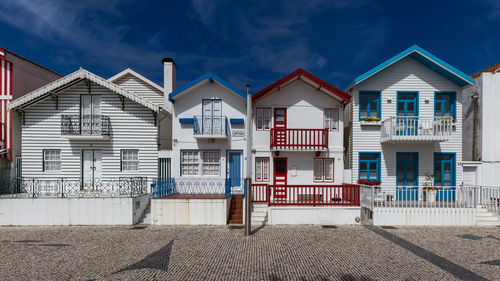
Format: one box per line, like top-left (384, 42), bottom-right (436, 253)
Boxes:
top-left (346, 45), bottom-right (474, 200)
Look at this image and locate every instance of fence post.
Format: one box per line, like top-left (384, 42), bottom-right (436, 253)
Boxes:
top-left (313, 186), bottom-right (316, 206)
top-left (32, 178), bottom-right (35, 198)
top-left (61, 178), bottom-right (64, 198)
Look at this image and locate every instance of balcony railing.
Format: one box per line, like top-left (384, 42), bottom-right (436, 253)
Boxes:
top-left (61, 115), bottom-right (111, 136)
top-left (270, 128), bottom-right (328, 151)
top-left (380, 116), bottom-right (454, 143)
top-left (193, 115), bottom-right (228, 137)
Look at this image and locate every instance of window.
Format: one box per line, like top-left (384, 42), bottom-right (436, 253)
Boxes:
top-left (202, 151), bottom-right (220, 176)
top-left (255, 157), bottom-right (270, 182)
top-left (435, 92), bottom-right (456, 118)
top-left (359, 153), bottom-right (380, 181)
top-left (313, 158), bottom-right (334, 182)
top-left (181, 150), bottom-right (220, 176)
top-left (121, 150), bottom-right (139, 171)
top-left (359, 91), bottom-right (381, 120)
top-left (256, 108), bottom-right (271, 130)
top-left (324, 108), bottom-right (339, 131)
top-left (43, 150), bottom-right (61, 171)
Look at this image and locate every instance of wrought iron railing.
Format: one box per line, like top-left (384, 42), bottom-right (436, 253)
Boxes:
top-left (61, 115), bottom-right (111, 136)
top-left (193, 115), bottom-right (228, 136)
top-left (381, 116), bottom-right (454, 142)
top-left (0, 177), bottom-right (147, 198)
top-left (151, 177), bottom-right (232, 198)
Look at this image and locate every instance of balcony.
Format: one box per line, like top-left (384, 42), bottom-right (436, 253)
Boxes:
top-left (270, 128), bottom-right (328, 151)
top-left (380, 116), bottom-right (454, 143)
top-left (61, 115), bottom-right (111, 140)
top-left (193, 115), bottom-right (228, 139)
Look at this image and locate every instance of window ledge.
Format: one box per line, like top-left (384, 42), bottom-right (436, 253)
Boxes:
top-left (360, 121), bottom-right (381, 126)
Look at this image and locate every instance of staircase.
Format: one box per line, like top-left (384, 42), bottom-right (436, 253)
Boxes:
top-left (476, 206), bottom-right (500, 226)
top-left (227, 195), bottom-right (243, 224)
top-left (251, 203), bottom-right (268, 226)
top-left (138, 201), bottom-right (152, 225)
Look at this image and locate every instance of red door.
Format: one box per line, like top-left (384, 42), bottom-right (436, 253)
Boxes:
top-left (273, 108), bottom-right (287, 147)
top-left (273, 157), bottom-right (287, 202)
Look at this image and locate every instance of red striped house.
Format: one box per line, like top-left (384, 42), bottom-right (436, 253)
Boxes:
top-left (0, 48), bottom-right (13, 158)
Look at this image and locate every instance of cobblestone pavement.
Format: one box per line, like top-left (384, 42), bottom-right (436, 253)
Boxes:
top-left (0, 225), bottom-right (499, 280)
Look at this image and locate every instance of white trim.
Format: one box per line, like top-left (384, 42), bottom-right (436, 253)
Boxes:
top-left (8, 68), bottom-right (159, 112)
top-left (108, 68), bottom-right (165, 94)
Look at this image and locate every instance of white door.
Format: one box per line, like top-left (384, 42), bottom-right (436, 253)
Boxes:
top-left (212, 100), bottom-right (222, 134)
top-left (81, 95), bottom-right (101, 135)
top-left (82, 150), bottom-right (102, 189)
top-left (202, 100), bottom-right (212, 134)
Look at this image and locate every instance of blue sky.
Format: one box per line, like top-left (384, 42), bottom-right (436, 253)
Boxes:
top-left (0, 0), bottom-right (499, 92)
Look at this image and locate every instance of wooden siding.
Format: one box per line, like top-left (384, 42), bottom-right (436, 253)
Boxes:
top-left (113, 73), bottom-right (164, 106)
top-left (350, 56), bottom-right (463, 186)
top-left (21, 81), bottom-right (158, 181)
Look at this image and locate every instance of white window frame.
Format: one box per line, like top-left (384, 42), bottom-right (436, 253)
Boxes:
top-left (255, 157), bottom-right (270, 182)
top-left (181, 150), bottom-right (221, 177)
top-left (313, 158), bottom-right (334, 182)
top-left (324, 108), bottom-right (339, 131)
top-left (202, 151), bottom-right (220, 176)
top-left (121, 149), bottom-right (139, 171)
top-left (256, 108), bottom-right (271, 130)
top-left (43, 149), bottom-right (61, 171)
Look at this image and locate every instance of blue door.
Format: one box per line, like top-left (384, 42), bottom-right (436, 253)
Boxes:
top-left (396, 152), bottom-right (418, 200)
top-left (397, 92), bottom-right (418, 136)
top-left (228, 152), bottom-right (241, 187)
top-left (434, 153), bottom-right (456, 201)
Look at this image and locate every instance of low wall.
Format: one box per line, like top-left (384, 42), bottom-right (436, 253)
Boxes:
top-left (0, 194), bottom-right (150, 225)
top-left (268, 206), bottom-right (361, 225)
top-left (373, 208), bottom-right (476, 226)
top-left (151, 198), bottom-right (229, 225)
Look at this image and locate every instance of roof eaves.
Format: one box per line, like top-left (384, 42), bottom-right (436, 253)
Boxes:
top-left (108, 68), bottom-right (165, 94)
top-left (168, 73), bottom-right (245, 102)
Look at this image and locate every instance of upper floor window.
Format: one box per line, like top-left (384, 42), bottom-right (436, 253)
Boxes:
top-left (324, 108), bottom-right (339, 131)
top-left (43, 149), bottom-right (61, 171)
top-left (435, 92), bottom-right (456, 119)
top-left (359, 91), bottom-right (381, 120)
top-left (256, 108), bottom-right (271, 130)
top-left (314, 158), bottom-right (334, 182)
top-left (359, 152), bottom-right (380, 181)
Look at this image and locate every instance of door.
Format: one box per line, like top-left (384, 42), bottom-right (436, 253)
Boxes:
top-left (397, 92), bottom-right (418, 136)
top-left (434, 153), bottom-right (456, 201)
top-left (81, 95), bottom-right (101, 135)
top-left (82, 150), bottom-right (102, 189)
top-left (273, 108), bottom-right (287, 146)
top-left (396, 152), bottom-right (418, 200)
top-left (228, 151), bottom-right (242, 188)
top-left (202, 99), bottom-right (222, 134)
top-left (273, 157), bottom-right (287, 201)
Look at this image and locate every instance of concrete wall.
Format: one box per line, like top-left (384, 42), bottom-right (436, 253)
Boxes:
top-left (267, 206), bottom-right (360, 225)
top-left (0, 194), bottom-right (149, 225)
top-left (373, 208), bottom-right (476, 226)
top-left (151, 198), bottom-right (229, 225)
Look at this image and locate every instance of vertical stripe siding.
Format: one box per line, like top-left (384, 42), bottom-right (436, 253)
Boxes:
top-left (0, 58), bottom-right (12, 158)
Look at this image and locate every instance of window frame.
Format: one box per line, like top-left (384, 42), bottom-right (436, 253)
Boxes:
top-left (256, 108), bottom-right (272, 131)
top-left (120, 149), bottom-right (139, 172)
top-left (180, 150), bottom-right (221, 177)
top-left (359, 91), bottom-right (381, 121)
top-left (313, 158), bottom-right (335, 182)
top-left (324, 108), bottom-right (340, 131)
top-left (358, 152), bottom-right (381, 181)
top-left (201, 151), bottom-right (221, 176)
top-left (433, 152), bottom-right (456, 187)
top-left (434, 92), bottom-right (456, 119)
top-left (43, 149), bottom-right (61, 172)
top-left (255, 157), bottom-right (270, 182)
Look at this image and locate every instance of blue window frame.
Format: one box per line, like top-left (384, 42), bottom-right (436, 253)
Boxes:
top-left (434, 92), bottom-right (456, 119)
top-left (359, 152), bottom-right (381, 181)
top-left (434, 153), bottom-right (456, 186)
top-left (359, 91), bottom-right (381, 120)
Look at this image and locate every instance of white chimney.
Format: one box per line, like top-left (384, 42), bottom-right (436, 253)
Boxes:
top-left (162, 57), bottom-right (175, 112)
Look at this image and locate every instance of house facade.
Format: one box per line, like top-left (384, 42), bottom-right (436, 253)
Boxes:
top-left (346, 45), bottom-right (474, 199)
top-left (0, 47), bottom-right (61, 189)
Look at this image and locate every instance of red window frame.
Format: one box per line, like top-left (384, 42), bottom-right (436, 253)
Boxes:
top-left (255, 157), bottom-right (270, 182)
top-left (313, 158), bottom-right (334, 182)
top-left (324, 108), bottom-right (339, 132)
top-left (256, 108), bottom-right (272, 131)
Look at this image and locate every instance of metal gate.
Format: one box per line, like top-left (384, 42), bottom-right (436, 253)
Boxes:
top-left (360, 185), bottom-right (374, 224)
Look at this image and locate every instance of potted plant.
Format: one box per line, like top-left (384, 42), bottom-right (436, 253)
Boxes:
top-left (357, 179), bottom-right (381, 187)
top-left (362, 117), bottom-right (381, 122)
top-left (423, 174), bottom-right (438, 203)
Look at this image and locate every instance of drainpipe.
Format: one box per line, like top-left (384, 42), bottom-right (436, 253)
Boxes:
top-left (245, 84), bottom-right (252, 236)
top-left (472, 92), bottom-right (480, 161)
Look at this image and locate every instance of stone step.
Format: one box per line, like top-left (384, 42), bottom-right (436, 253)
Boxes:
top-left (476, 220), bottom-right (500, 226)
top-left (251, 212), bottom-right (267, 218)
top-left (475, 215), bottom-right (499, 221)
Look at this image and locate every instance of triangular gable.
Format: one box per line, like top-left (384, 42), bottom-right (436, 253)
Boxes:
top-left (252, 68), bottom-right (350, 103)
top-left (351, 45), bottom-right (474, 89)
top-left (108, 68), bottom-right (165, 94)
top-left (168, 73), bottom-right (245, 103)
top-left (8, 68), bottom-right (159, 112)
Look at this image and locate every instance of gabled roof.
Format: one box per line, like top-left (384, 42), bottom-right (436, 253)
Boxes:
top-left (471, 62), bottom-right (500, 78)
top-left (351, 45), bottom-right (474, 89)
top-left (168, 73), bottom-right (245, 102)
top-left (0, 47), bottom-right (62, 77)
top-left (8, 68), bottom-right (159, 112)
top-left (252, 68), bottom-right (350, 103)
top-left (108, 68), bottom-right (165, 94)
